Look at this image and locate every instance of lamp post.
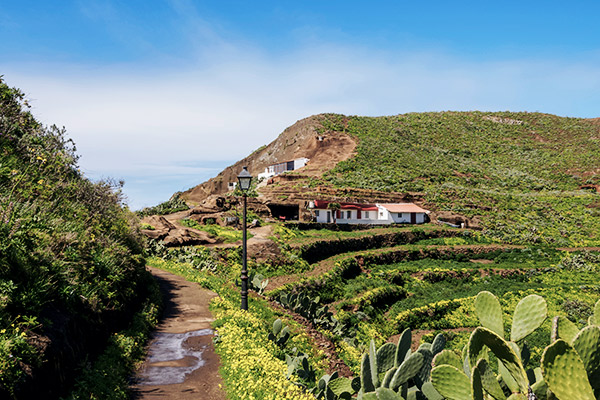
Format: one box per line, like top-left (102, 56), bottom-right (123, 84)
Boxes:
top-left (237, 166), bottom-right (252, 310)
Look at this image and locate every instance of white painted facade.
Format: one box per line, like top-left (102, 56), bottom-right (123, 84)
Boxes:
top-left (311, 202), bottom-right (428, 225)
top-left (314, 208), bottom-right (379, 224)
top-left (257, 157), bottom-right (310, 181)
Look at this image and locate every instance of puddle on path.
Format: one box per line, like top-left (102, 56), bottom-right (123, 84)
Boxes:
top-left (137, 328), bottom-right (213, 385)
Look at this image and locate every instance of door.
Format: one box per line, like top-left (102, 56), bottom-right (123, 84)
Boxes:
top-left (327, 211), bottom-right (331, 223)
top-left (411, 213), bottom-right (417, 224)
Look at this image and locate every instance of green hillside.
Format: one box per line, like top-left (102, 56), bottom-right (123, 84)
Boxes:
top-left (0, 78), bottom-right (156, 398)
top-left (316, 112), bottom-right (600, 246)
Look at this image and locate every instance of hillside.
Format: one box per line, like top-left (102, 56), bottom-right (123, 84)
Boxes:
top-left (0, 78), bottom-right (155, 398)
top-left (181, 114), bottom-right (356, 203)
top-left (179, 111), bottom-right (600, 247)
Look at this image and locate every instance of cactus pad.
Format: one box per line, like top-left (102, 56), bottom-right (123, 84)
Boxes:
top-left (468, 327), bottom-right (528, 393)
top-left (395, 328), bottom-right (412, 367)
top-left (377, 342), bottom-right (397, 374)
top-left (369, 340), bottom-right (380, 388)
top-left (475, 291), bottom-right (505, 338)
top-left (376, 387), bottom-right (405, 400)
top-left (273, 318), bottom-right (282, 335)
top-left (572, 325), bottom-right (600, 396)
top-left (414, 348), bottom-right (433, 389)
top-left (541, 339), bottom-right (595, 400)
top-left (382, 367), bottom-right (396, 388)
top-left (329, 377), bottom-right (355, 396)
top-left (433, 349), bottom-right (462, 370)
top-left (531, 378), bottom-right (548, 400)
top-left (475, 358), bottom-right (505, 400)
top-left (551, 316), bottom-right (579, 344)
top-left (431, 365), bottom-right (471, 400)
top-left (420, 381), bottom-right (443, 400)
top-left (362, 352), bottom-right (376, 393)
top-left (510, 294), bottom-right (547, 342)
top-left (391, 351), bottom-right (424, 390)
top-left (418, 342), bottom-right (432, 352)
top-left (431, 333), bottom-right (446, 355)
top-left (471, 365), bottom-right (484, 400)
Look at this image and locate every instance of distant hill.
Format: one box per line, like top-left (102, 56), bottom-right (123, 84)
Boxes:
top-left (180, 111), bottom-right (600, 246)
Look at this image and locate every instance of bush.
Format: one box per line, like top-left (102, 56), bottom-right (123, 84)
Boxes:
top-left (0, 77), bottom-right (150, 398)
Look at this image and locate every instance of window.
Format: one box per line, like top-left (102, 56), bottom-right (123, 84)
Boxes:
top-left (364, 211), bottom-right (370, 219)
top-left (315, 210), bottom-right (320, 217)
top-left (347, 211), bottom-right (351, 219)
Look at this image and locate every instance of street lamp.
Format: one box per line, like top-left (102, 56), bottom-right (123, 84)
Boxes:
top-left (237, 166), bottom-right (252, 310)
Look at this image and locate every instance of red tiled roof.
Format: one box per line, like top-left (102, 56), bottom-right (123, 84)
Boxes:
top-left (379, 203), bottom-right (429, 213)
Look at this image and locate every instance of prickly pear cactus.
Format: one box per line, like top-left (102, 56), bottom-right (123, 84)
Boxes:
top-left (551, 316), bottom-right (579, 344)
top-left (590, 299), bottom-right (600, 325)
top-left (328, 376), bottom-right (355, 398)
top-left (390, 352), bottom-right (424, 391)
top-left (475, 291), bottom-right (505, 338)
top-left (420, 381), bottom-right (443, 400)
top-left (541, 339), bottom-right (595, 400)
top-left (414, 348), bottom-right (433, 389)
top-left (431, 333), bottom-right (446, 356)
top-left (432, 350), bottom-right (462, 370)
top-left (273, 318), bottom-right (283, 336)
top-left (471, 365), bottom-right (484, 400)
top-left (474, 358), bottom-right (505, 400)
top-left (377, 342), bottom-right (397, 374)
top-left (572, 325), bottom-right (600, 397)
top-left (369, 340), bottom-right (380, 388)
top-left (362, 352), bottom-right (376, 393)
top-left (431, 365), bottom-right (471, 400)
top-left (395, 328), bottom-right (412, 367)
top-left (468, 327), bottom-right (529, 394)
top-left (510, 294), bottom-right (547, 342)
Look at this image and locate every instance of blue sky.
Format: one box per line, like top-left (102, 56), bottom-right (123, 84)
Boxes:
top-left (2, 1), bottom-right (600, 209)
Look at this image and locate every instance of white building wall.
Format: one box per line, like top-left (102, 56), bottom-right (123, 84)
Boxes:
top-left (388, 211), bottom-right (427, 224)
top-left (293, 157), bottom-right (309, 170)
top-left (314, 209), bottom-right (382, 224)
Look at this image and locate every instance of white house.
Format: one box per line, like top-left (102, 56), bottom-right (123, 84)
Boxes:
top-left (376, 203), bottom-right (429, 224)
top-left (257, 158), bottom-right (309, 181)
top-left (310, 200), bottom-right (429, 225)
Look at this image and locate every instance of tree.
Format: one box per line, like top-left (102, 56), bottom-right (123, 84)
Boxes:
top-left (327, 202), bottom-right (341, 223)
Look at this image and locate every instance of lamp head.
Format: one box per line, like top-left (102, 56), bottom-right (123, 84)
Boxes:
top-left (237, 166), bottom-right (252, 192)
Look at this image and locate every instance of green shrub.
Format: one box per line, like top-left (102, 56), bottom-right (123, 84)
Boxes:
top-left (0, 77), bottom-right (149, 398)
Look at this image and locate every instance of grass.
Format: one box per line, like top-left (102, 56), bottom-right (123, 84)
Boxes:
top-left (179, 218), bottom-right (247, 243)
top-left (147, 256), bottom-right (326, 400)
top-left (311, 112), bottom-right (600, 247)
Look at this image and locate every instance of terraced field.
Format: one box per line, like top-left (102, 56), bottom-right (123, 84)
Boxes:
top-left (148, 221), bottom-right (600, 400)
top-left (264, 225), bottom-right (600, 372)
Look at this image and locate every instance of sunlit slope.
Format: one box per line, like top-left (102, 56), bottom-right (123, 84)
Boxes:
top-left (317, 112), bottom-right (600, 245)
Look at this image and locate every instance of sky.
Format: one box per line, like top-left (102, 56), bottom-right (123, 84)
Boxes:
top-left (2, 1), bottom-right (600, 210)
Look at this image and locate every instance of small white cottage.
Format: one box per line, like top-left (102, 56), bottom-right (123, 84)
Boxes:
top-left (377, 203), bottom-right (429, 224)
top-left (257, 158), bottom-right (309, 181)
top-left (310, 200), bottom-right (429, 225)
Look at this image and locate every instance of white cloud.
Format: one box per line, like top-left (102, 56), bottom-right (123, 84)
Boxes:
top-left (3, 43), bottom-right (600, 209)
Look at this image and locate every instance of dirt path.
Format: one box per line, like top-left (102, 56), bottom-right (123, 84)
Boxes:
top-left (131, 267), bottom-right (226, 400)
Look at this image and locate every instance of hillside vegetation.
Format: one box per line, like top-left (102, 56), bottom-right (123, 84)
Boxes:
top-left (312, 112), bottom-right (600, 246)
top-left (145, 111), bottom-right (600, 400)
top-left (0, 78), bottom-right (155, 398)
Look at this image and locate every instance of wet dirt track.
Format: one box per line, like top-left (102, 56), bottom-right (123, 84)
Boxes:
top-left (131, 267), bottom-right (226, 400)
